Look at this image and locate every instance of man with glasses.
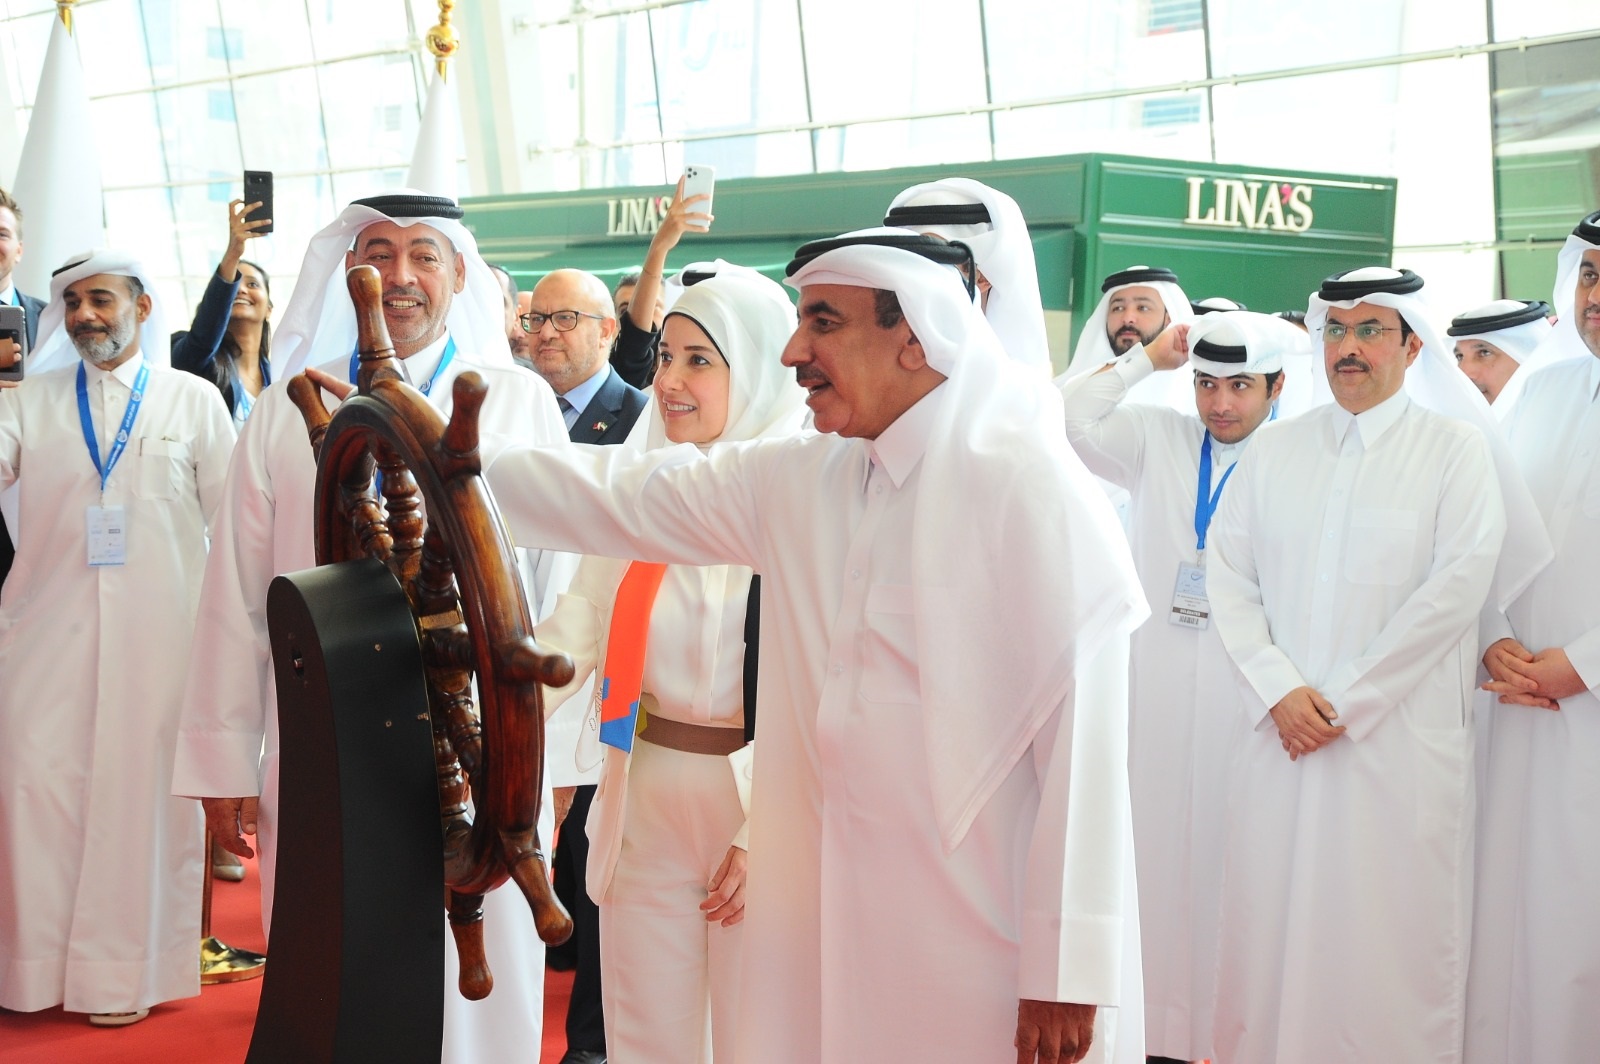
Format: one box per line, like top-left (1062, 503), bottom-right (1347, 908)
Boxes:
top-left (524, 269), bottom-right (647, 448)
top-left (522, 266), bottom-right (645, 1064)
top-left (1203, 266), bottom-right (1548, 1064)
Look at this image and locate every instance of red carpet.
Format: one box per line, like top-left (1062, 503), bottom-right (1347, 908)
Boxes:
top-left (0, 850), bottom-right (575, 1063)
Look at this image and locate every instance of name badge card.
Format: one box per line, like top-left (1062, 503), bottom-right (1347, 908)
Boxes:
top-left (1169, 562), bottom-right (1209, 629)
top-left (87, 505), bottom-right (128, 566)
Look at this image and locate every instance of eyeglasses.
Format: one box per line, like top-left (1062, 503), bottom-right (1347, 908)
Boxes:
top-left (1322, 322), bottom-right (1401, 343)
top-left (519, 309), bottom-right (607, 334)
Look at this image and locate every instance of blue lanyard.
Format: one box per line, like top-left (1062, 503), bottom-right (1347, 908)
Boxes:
top-left (77, 360), bottom-right (150, 493)
top-left (1193, 432), bottom-right (1235, 554)
top-left (1193, 409), bottom-right (1275, 553)
top-left (348, 336), bottom-right (456, 395)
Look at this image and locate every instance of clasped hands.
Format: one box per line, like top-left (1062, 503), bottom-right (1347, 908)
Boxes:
top-left (1270, 685), bottom-right (1344, 760)
top-left (1482, 638), bottom-right (1586, 710)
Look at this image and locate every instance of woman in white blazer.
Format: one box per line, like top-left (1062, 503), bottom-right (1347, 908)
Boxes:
top-left (535, 271), bottom-right (808, 1063)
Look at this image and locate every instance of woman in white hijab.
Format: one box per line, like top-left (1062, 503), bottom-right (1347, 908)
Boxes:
top-left (535, 271), bottom-right (807, 1064)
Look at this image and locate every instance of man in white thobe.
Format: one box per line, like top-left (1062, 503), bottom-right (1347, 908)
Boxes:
top-left (1063, 265), bottom-right (1195, 411)
top-left (1061, 310), bottom-right (1303, 1064)
top-left (885, 176), bottom-right (1052, 375)
top-left (1467, 210), bottom-right (1600, 1064)
top-left (484, 229), bottom-right (1149, 1064)
top-left (1447, 298), bottom-right (1552, 411)
top-left (169, 193), bottom-right (567, 1062)
top-left (0, 251), bottom-right (233, 1024)
top-left (1206, 266), bottom-right (1543, 1064)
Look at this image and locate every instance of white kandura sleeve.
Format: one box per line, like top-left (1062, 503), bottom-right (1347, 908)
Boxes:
top-left (1207, 445), bottom-right (1310, 728)
top-left (1017, 632), bottom-right (1135, 1008)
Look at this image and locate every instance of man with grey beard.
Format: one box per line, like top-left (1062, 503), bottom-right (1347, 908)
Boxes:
top-left (0, 250), bottom-right (234, 1025)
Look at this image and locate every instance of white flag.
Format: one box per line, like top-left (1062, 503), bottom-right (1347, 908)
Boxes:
top-left (406, 68), bottom-right (467, 201)
top-left (12, 12), bottom-right (104, 297)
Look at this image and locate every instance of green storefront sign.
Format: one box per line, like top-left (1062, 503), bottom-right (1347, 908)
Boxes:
top-left (465, 153), bottom-right (1395, 372)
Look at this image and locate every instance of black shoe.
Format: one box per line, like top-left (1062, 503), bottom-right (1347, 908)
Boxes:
top-left (558, 1052), bottom-right (606, 1064)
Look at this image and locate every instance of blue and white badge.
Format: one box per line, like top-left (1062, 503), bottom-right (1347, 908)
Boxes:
top-left (1169, 563), bottom-right (1209, 629)
top-left (86, 505), bottom-right (127, 566)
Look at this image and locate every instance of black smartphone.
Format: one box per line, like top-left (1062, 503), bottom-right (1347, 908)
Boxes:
top-left (0, 304), bottom-right (25, 382)
top-left (243, 170), bottom-right (274, 234)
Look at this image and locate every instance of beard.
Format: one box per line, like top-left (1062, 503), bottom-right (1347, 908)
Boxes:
top-left (1108, 323), bottom-right (1159, 355)
top-left (71, 312), bottom-right (138, 366)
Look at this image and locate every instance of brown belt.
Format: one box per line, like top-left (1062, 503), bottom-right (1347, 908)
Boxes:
top-left (637, 694), bottom-right (745, 757)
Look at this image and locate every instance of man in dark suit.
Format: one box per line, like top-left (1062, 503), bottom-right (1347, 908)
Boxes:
top-left (522, 267), bottom-right (647, 1064)
top-left (0, 187), bottom-right (47, 590)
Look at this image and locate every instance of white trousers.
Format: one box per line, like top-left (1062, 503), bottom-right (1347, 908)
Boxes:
top-left (599, 738), bottom-right (745, 1064)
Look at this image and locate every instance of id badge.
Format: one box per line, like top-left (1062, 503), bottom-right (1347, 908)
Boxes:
top-left (86, 505), bottom-right (127, 567)
top-left (1169, 562), bottom-right (1209, 629)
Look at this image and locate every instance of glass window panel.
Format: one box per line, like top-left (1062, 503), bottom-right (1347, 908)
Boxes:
top-left (0, 2), bottom-right (62, 16)
top-left (233, 66), bottom-right (327, 172)
top-left (155, 83), bottom-right (242, 183)
top-left (1207, 0), bottom-right (1487, 78)
top-left (90, 92), bottom-right (168, 186)
top-left (1493, 0), bottom-right (1600, 40)
top-left (1491, 37), bottom-right (1600, 156)
top-left (1211, 55), bottom-right (1496, 255)
top-left (318, 53), bottom-right (422, 171)
top-left (800, 0), bottom-right (987, 124)
top-left (139, 0), bottom-right (229, 87)
top-left (307, 0), bottom-right (412, 62)
top-left (580, 12), bottom-right (660, 151)
top-left (524, 21), bottom-right (580, 152)
top-left (331, 166), bottom-right (409, 208)
top-left (0, 11), bottom-right (55, 107)
top-left (594, 144), bottom-right (668, 191)
top-left (984, 0), bottom-right (1207, 101)
top-left (73, 0), bottom-right (150, 96)
top-left (167, 181), bottom-right (238, 303)
top-left (104, 186), bottom-right (179, 276)
top-left (215, 0), bottom-right (315, 74)
top-left (992, 90), bottom-right (1212, 162)
top-left (662, 132), bottom-right (814, 181)
top-left (814, 114), bottom-right (990, 173)
top-left (650, 0), bottom-right (807, 138)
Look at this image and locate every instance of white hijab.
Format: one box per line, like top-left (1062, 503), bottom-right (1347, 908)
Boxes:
top-left (274, 191), bottom-right (510, 378)
top-left (1305, 267), bottom-right (1552, 610)
top-left (629, 271), bottom-right (808, 452)
top-left (786, 234), bottom-right (1147, 851)
top-left (886, 177), bottom-right (1050, 377)
top-left (30, 249), bottom-right (170, 375)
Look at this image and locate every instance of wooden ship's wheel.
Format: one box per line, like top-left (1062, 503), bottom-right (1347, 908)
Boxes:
top-left (282, 264), bottom-right (574, 1001)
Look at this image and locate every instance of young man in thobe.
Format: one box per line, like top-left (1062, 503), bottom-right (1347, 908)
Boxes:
top-left (1061, 310), bottom-right (1303, 1064)
top-left (170, 193), bottom-right (567, 1062)
top-left (482, 230), bottom-right (1149, 1064)
top-left (0, 251), bottom-right (234, 1025)
top-left (1468, 210), bottom-right (1600, 1064)
top-left (1205, 266), bottom-right (1547, 1064)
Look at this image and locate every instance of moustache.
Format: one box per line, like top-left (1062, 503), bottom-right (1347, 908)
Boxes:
top-left (794, 369), bottom-right (829, 386)
top-left (1115, 326), bottom-right (1141, 336)
top-left (1334, 356), bottom-right (1368, 372)
top-left (383, 287), bottom-right (427, 302)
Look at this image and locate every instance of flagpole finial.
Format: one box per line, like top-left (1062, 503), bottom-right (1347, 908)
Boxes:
top-left (425, 1), bottom-right (459, 81)
top-left (57, 0), bottom-right (77, 33)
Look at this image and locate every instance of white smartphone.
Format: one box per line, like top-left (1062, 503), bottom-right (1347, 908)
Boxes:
top-left (682, 164), bottom-right (715, 222)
